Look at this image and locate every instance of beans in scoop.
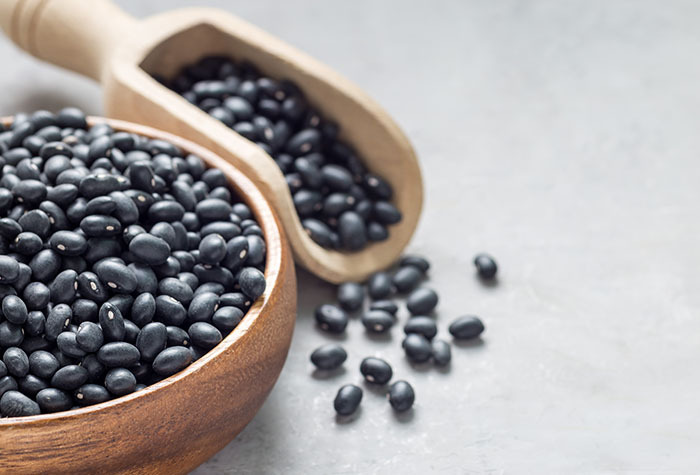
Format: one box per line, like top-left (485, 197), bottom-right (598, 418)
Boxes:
top-left (161, 55), bottom-right (402, 252)
top-left (0, 108), bottom-right (267, 417)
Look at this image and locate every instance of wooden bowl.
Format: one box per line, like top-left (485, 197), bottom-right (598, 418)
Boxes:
top-left (0, 0), bottom-right (423, 284)
top-left (0, 117), bottom-right (297, 474)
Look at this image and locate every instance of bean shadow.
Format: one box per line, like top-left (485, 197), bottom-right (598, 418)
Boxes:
top-left (362, 380), bottom-right (389, 397)
top-left (453, 337), bottom-right (485, 350)
top-left (363, 330), bottom-right (393, 343)
top-left (311, 366), bottom-right (347, 380)
top-left (392, 407), bottom-right (415, 424)
top-left (476, 276), bottom-right (499, 288)
top-left (335, 406), bottom-right (363, 425)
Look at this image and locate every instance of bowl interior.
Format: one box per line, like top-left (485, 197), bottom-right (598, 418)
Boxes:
top-left (0, 115), bottom-right (288, 426)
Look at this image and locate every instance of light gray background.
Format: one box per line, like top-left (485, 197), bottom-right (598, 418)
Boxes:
top-left (1, 1), bottom-right (699, 473)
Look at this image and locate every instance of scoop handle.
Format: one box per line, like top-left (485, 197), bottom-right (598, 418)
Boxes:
top-left (0, 0), bottom-right (135, 81)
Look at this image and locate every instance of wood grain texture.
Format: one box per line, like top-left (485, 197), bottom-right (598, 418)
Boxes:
top-left (0, 0), bottom-right (424, 283)
top-left (0, 117), bottom-right (297, 475)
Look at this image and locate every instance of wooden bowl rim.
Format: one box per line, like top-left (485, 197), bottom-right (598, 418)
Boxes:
top-left (0, 115), bottom-right (287, 426)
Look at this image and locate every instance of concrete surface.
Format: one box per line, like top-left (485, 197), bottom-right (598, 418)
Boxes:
top-left (1, 1), bottom-right (699, 473)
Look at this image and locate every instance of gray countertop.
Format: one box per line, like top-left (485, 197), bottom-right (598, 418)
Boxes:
top-left (1, 1), bottom-right (699, 473)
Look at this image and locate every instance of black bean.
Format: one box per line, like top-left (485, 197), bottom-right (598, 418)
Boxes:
top-left (36, 387), bottom-right (72, 413)
top-left (369, 300), bottom-right (398, 315)
top-left (399, 255), bottom-right (430, 273)
top-left (71, 299), bottom-right (97, 324)
top-left (29, 249), bottom-right (61, 282)
top-left (51, 364), bottom-right (88, 390)
top-left (13, 179), bottom-right (47, 205)
top-left (406, 288), bottom-right (438, 315)
top-left (474, 253), bottom-right (497, 280)
top-left (129, 263), bottom-right (158, 294)
top-left (0, 256), bottom-right (19, 283)
top-left (198, 234), bottom-right (227, 265)
top-left (93, 259), bottom-right (137, 293)
top-left (17, 209), bottom-right (51, 239)
top-left (361, 310), bottom-right (394, 333)
top-left (129, 293), bottom-right (155, 328)
top-left (74, 383), bottom-right (111, 405)
top-left (99, 302), bottom-right (126, 342)
top-left (56, 331), bottom-right (86, 358)
top-left (0, 218), bottom-right (22, 239)
top-left (388, 380), bottom-right (415, 412)
top-left (310, 344), bottom-right (347, 370)
top-left (402, 333), bottom-right (432, 363)
top-left (48, 270), bottom-right (78, 304)
top-left (195, 198), bottom-right (232, 222)
top-left (2, 295), bottom-right (27, 325)
top-left (218, 292), bottom-right (250, 310)
top-left (12, 232), bottom-right (43, 255)
top-left (77, 271), bottom-right (108, 303)
top-left (0, 376), bottom-right (18, 398)
top-left (0, 390), bottom-right (40, 416)
top-left (75, 322), bottom-right (103, 353)
top-left (392, 266), bottom-right (423, 294)
top-left (360, 357), bottom-right (392, 384)
top-left (294, 156), bottom-right (323, 188)
top-left (45, 304), bottom-right (71, 341)
top-left (109, 190), bottom-right (139, 225)
top-left (287, 129), bottom-right (321, 156)
top-left (155, 295), bottom-right (187, 325)
top-left (211, 306), bottom-right (243, 333)
top-left (337, 282), bottom-right (364, 311)
top-left (404, 316), bottom-right (437, 340)
top-left (338, 211), bottom-right (367, 251)
top-left (187, 291), bottom-right (219, 323)
top-left (79, 173), bottom-right (123, 199)
top-left (104, 368), bottom-right (136, 396)
top-left (314, 304), bottom-right (348, 333)
top-left (363, 174), bottom-right (392, 200)
top-left (333, 384), bottom-right (362, 416)
top-left (80, 215), bottom-right (122, 237)
top-left (80, 354), bottom-right (105, 384)
top-left (97, 342), bottom-right (140, 367)
top-left (135, 322), bottom-right (167, 363)
top-left (49, 230), bottom-right (88, 256)
top-left (323, 193), bottom-right (355, 217)
top-left (128, 233), bottom-right (170, 265)
top-left (25, 311), bottom-right (46, 337)
top-left (3, 347), bottom-right (29, 377)
top-left (152, 346), bottom-right (192, 376)
top-left (448, 315), bottom-right (485, 340)
top-left (238, 267), bottom-right (266, 301)
top-left (148, 200), bottom-right (185, 222)
top-left (373, 201), bottom-right (402, 224)
top-left (302, 218), bottom-right (334, 248)
top-left (293, 189), bottom-right (322, 216)
top-left (28, 350), bottom-right (59, 379)
top-left (367, 272), bottom-right (393, 299)
top-left (188, 322), bottom-right (222, 349)
top-left (431, 339), bottom-right (451, 366)
top-left (84, 196), bottom-right (116, 215)
top-left (321, 165), bottom-right (353, 191)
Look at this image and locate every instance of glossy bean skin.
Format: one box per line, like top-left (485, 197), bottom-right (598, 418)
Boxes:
top-left (360, 357), bottom-right (393, 385)
top-left (314, 304), bottom-right (348, 334)
top-left (448, 315), bottom-right (485, 340)
top-left (333, 384), bottom-right (362, 416)
top-left (310, 344), bottom-right (347, 370)
top-left (402, 334), bottom-right (432, 363)
top-left (388, 380), bottom-right (415, 412)
top-left (392, 266), bottom-right (423, 294)
top-left (336, 282), bottom-right (364, 311)
top-left (361, 310), bottom-right (395, 333)
top-left (403, 316), bottom-right (438, 340)
top-left (431, 339), bottom-right (452, 366)
top-left (406, 288), bottom-right (439, 315)
top-left (473, 253), bottom-right (498, 280)
top-left (367, 272), bottom-right (393, 300)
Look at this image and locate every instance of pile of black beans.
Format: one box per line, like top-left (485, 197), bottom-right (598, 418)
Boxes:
top-left (310, 254), bottom-right (496, 417)
top-left (161, 56), bottom-right (402, 252)
top-left (0, 108), bottom-right (267, 417)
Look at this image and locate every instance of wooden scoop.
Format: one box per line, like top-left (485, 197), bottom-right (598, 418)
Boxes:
top-left (0, 0), bottom-right (423, 284)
